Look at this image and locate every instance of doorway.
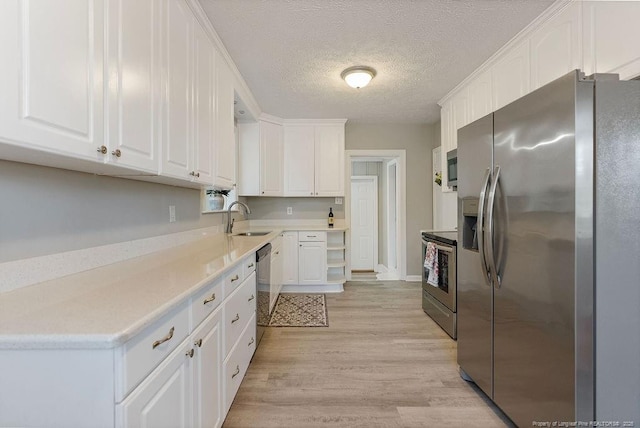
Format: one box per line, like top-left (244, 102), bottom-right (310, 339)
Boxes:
top-left (345, 150), bottom-right (406, 281)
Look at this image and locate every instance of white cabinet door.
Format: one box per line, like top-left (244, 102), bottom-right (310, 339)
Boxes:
top-left (270, 247), bottom-right (282, 310)
top-left (451, 91), bottom-right (469, 147)
top-left (467, 69), bottom-right (493, 123)
top-left (0, 0), bottom-right (104, 160)
top-left (192, 21), bottom-right (216, 185)
top-left (259, 121), bottom-right (284, 196)
top-left (237, 123), bottom-right (260, 196)
top-left (314, 125), bottom-right (345, 196)
top-left (284, 125), bottom-right (315, 196)
top-left (161, 0), bottom-right (192, 180)
top-left (299, 241), bottom-right (327, 284)
top-left (492, 40), bottom-right (531, 111)
top-left (106, 0), bottom-right (159, 173)
top-left (214, 55), bottom-right (236, 189)
top-left (439, 102), bottom-right (455, 194)
top-left (117, 342), bottom-right (193, 428)
top-left (282, 232), bottom-right (299, 285)
top-left (583, 1), bottom-right (640, 79)
top-left (530, 2), bottom-right (582, 90)
top-left (191, 309), bottom-right (223, 428)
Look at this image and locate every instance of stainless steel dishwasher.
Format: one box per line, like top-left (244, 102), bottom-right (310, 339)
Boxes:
top-left (255, 243), bottom-right (271, 347)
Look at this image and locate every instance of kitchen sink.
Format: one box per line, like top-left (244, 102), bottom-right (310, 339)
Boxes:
top-left (234, 231), bottom-right (271, 236)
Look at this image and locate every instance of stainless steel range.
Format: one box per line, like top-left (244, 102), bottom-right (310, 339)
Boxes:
top-left (421, 231), bottom-right (457, 339)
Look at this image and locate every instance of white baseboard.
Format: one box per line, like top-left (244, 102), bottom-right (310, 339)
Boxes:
top-left (405, 275), bottom-right (422, 282)
top-left (280, 284), bottom-right (344, 293)
top-left (375, 264), bottom-right (388, 273)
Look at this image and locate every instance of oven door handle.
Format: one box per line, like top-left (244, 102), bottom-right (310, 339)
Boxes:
top-left (422, 240), bottom-right (454, 252)
top-left (477, 167), bottom-right (492, 287)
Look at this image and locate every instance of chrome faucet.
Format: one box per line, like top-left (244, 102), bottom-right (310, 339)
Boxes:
top-left (226, 201), bottom-right (251, 234)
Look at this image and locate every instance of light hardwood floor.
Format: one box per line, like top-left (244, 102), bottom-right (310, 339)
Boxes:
top-left (223, 281), bottom-right (512, 427)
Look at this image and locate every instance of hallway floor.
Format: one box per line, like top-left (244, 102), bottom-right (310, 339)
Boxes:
top-left (223, 281), bottom-right (511, 427)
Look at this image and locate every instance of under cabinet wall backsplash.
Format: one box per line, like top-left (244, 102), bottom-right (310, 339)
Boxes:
top-left (0, 160), bottom-right (227, 263)
top-left (245, 197), bottom-right (344, 220)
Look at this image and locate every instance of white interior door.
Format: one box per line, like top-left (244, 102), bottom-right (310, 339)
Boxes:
top-left (350, 176), bottom-right (377, 271)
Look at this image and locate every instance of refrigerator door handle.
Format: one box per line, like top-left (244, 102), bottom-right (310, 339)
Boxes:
top-left (486, 165), bottom-right (501, 288)
top-left (477, 167), bottom-right (492, 286)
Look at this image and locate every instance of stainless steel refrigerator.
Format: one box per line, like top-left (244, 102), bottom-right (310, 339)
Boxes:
top-left (457, 70), bottom-right (640, 426)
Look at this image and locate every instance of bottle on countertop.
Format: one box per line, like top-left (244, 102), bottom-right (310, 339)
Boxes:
top-left (328, 207), bottom-right (334, 228)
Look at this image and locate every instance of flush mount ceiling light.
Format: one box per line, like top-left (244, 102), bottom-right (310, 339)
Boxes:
top-left (341, 66), bottom-right (376, 89)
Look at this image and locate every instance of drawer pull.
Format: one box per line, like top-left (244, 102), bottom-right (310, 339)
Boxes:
top-left (195, 338), bottom-right (203, 348)
top-left (247, 263), bottom-right (254, 268)
top-left (307, 235), bottom-right (316, 238)
top-left (275, 251), bottom-right (280, 255)
top-left (186, 348), bottom-right (194, 358)
top-left (248, 294), bottom-right (255, 302)
top-left (152, 326), bottom-right (175, 349)
top-left (231, 313), bottom-right (240, 323)
top-left (203, 293), bottom-right (216, 305)
top-left (230, 275), bottom-right (239, 282)
top-left (232, 365), bottom-right (240, 378)
top-left (248, 337), bottom-right (254, 346)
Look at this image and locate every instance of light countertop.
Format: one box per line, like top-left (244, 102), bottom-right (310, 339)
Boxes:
top-left (0, 230), bottom-right (281, 350)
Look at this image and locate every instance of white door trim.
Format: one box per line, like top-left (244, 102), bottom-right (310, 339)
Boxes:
top-left (385, 159), bottom-right (398, 274)
top-left (345, 150), bottom-right (407, 281)
top-left (350, 175), bottom-right (378, 272)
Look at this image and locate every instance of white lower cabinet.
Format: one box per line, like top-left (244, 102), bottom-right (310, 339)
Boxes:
top-left (223, 312), bottom-right (256, 413)
top-left (298, 232), bottom-right (327, 284)
top-left (117, 339), bottom-right (194, 428)
top-left (282, 231), bottom-right (299, 285)
top-left (270, 235), bottom-right (284, 311)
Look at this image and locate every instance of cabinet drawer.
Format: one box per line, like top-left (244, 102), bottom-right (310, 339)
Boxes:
top-left (224, 272), bottom-right (256, 357)
top-left (224, 263), bottom-right (244, 298)
top-left (191, 276), bottom-right (223, 330)
top-left (242, 254), bottom-right (256, 279)
top-left (120, 301), bottom-right (190, 400)
top-left (298, 231), bottom-right (326, 242)
top-left (223, 312), bottom-right (256, 413)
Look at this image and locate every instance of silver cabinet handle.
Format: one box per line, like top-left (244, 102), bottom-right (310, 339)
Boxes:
top-left (248, 337), bottom-right (254, 346)
top-left (186, 348), bottom-right (194, 358)
top-left (232, 365), bottom-right (240, 378)
top-left (248, 294), bottom-right (255, 302)
top-left (231, 313), bottom-right (240, 323)
top-left (247, 263), bottom-right (254, 268)
top-left (203, 293), bottom-right (216, 305)
top-left (111, 149), bottom-right (121, 158)
top-left (97, 145), bottom-right (107, 154)
top-left (275, 251), bottom-right (280, 255)
top-left (307, 235), bottom-right (316, 238)
top-left (230, 275), bottom-right (239, 282)
top-left (486, 165), bottom-right (502, 289)
top-left (195, 338), bottom-right (203, 348)
top-left (152, 326), bottom-right (175, 349)
top-left (477, 167), bottom-right (492, 287)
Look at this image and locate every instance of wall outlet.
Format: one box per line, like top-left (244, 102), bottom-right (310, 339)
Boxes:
top-left (169, 205), bottom-right (176, 223)
top-left (335, 197), bottom-right (343, 205)
top-left (286, 207), bottom-right (293, 215)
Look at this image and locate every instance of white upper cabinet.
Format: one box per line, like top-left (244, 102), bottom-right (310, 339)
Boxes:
top-left (237, 123), bottom-right (260, 196)
top-left (530, 2), bottom-right (582, 90)
top-left (282, 122), bottom-right (346, 197)
top-left (467, 69), bottom-right (493, 123)
top-left (160, 0), bottom-right (192, 180)
top-left (0, 0), bottom-right (105, 160)
top-left (214, 55), bottom-right (236, 189)
top-left (583, 1), bottom-right (640, 79)
top-left (439, 102), bottom-right (454, 193)
top-left (106, 0), bottom-right (160, 173)
top-left (314, 125), bottom-right (345, 196)
top-left (259, 120), bottom-right (284, 196)
top-left (492, 40), bottom-right (531, 111)
top-left (192, 21), bottom-right (216, 185)
top-left (284, 125), bottom-right (315, 196)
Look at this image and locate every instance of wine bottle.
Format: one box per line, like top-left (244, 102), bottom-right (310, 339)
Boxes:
top-left (328, 207), bottom-right (334, 228)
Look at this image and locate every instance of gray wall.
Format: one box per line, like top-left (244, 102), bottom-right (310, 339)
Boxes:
top-left (0, 160), bottom-right (243, 263)
top-left (245, 197), bottom-right (344, 220)
top-left (346, 123), bottom-right (437, 276)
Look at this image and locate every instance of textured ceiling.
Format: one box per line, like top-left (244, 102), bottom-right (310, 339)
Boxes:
top-left (200, 0), bottom-right (554, 124)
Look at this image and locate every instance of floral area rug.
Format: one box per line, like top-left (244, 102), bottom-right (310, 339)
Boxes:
top-left (268, 293), bottom-right (328, 327)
